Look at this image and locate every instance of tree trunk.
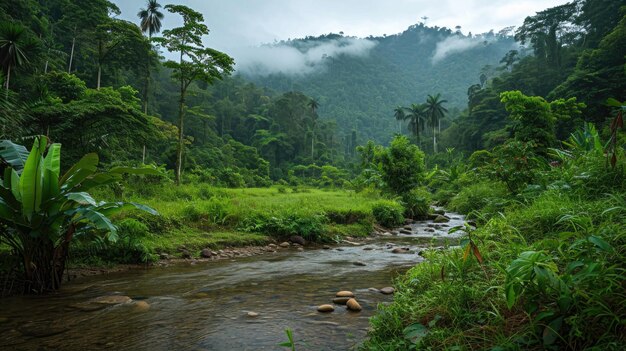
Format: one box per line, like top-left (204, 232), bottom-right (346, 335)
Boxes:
top-left (97, 65), bottom-right (101, 90)
top-left (4, 65), bottom-right (10, 99)
top-left (433, 125), bottom-right (437, 153)
top-left (175, 89), bottom-right (185, 185)
top-left (68, 34), bottom-right (76, 73)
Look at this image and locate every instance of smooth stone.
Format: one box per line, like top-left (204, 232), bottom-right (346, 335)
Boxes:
top-left (336, 291), bottom-right (355, 298)
top-left (133, 301), bottom-right (150, 312)
top-left (368, 287), bottom-right (380, 292)
top-left (424, 228), bottom-right (435, 232)
top-left (323, 245), bottom-right (331, 249)
top-left (346, 298), bottom-right (362, 312)
top-left (200, 249), bottom-right (212, 258)
top-left (297, 247), bottom-right (304, 251)
top-left (279, 242), bottom-right (290, 248)
top-left (363, 247), bottom-right (374, 251)
top-left (268, 243), bottom-right (277, 248)
top-left (353, 261), bottom-right (367, 266)
top-left (332, 297), bottom-right (351, 305)
top-left (247, 311), bottom-right (259, 317)
top-left (392, 248), bottom-right (410, 254)
top-left (380, 287), bottom-right (395, 295)
top-left (336, 248), bottom-right (345, 251)
top-left (399, 229), bottom-right (412, 235)
top-left (317, 304), bottom-right (335, 312)
top-left (93, 295), bottom-right (132, 305)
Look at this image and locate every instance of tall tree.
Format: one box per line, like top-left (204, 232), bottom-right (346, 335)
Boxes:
top-left (0, 23), bottom-right (37, 98)
top-left (404, 103), bottom-right (427, 147)
top-left (393, 106), bottom-right (406, 133)
top-left (154, 5), bottom-right (234, 184)
top-left (137, 0), bottom-right (163, 113)
top-left (425, 93), bottom-right (448, 153)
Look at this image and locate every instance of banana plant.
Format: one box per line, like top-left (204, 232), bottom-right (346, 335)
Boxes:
top-left (0, 136), bottom-right (159, 293)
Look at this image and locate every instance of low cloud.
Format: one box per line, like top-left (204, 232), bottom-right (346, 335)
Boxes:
top-left (431, 35), bottom-right (491, 63)
top-left (233, 37), bottom-right (378, 76)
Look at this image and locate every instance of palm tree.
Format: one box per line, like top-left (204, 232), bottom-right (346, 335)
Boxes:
top-left (137, 0), bottom-right (164, 113)
top-left (0, 23), bottom-right (37, 99)
top-left (308, 98), bottom-right (319, 113)
top-left (393, 106), bottom-right (405, 133)
top-left (404, 103), bottom-right (427, 147)
top-left (425, 93), bottom-right (448, 153)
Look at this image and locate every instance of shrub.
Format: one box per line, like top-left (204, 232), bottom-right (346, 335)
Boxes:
top-left (380, 135), bottom-right (426, 194)
top-left (240, 211), bottom-right (327, 241)
top-left (448, 181), bottom-right (508, 216)
top-left (401, 188), bottom-right (432, 219)
top-left (372, 200), bottom-right (405, 228)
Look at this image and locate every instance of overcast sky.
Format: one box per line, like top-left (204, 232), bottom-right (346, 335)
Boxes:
top-left (112, 0), bottom-right (568, 73)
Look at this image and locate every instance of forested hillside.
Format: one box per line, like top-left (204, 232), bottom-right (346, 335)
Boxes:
top-left (245, 25), bottom-right (517, 142)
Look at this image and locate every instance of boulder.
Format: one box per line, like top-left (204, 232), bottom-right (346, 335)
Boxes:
top-left (200, 249), bottom-right (212, 258)
top-left (317, 304), bottom-right (335, 313)
top-left (336, 291), bottom-right (355, 298)
top-left (399, 229), bottom-right (412, 235)
top-left (424, 228), bottom-right (435, 232)
top-left (434, 215), bottom-right (450, 223)
top-left (380, 287), bottom-right (395, 295)
top-left (332, 297), bottom-right (351, 305)
top-left (279, 242), bottom-right (290, 248)
top-left (353, 261), bottom-right (367, 266)
top-left (133, 301), bottom-right (150, 312)
top-left (363, 247), bottom-right (374, 251)
top-left (247, 311), bottom-right (259, 317)
top-left (289, 235), bottom-right (306, 245)
top-left (297, 247), bottom-right (304, 252)
top-left (180, 249), bottom-right (192, 259)
top-left (392, 247), bottom-right (411, 254)
top-left (346, 298), bottom-right (362, 312)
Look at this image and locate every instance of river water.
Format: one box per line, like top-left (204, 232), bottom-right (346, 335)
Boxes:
top-left (0, 213), bottom-right (466, 351)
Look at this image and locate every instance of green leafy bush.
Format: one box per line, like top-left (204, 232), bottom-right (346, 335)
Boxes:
top-left (372, 200), bottom-right (405, 227)
top-left (240, 212), bottom-right (327, 241)
top-left (448, 181), bottom-right (508, 216)
top-left (401, 188), bottom-right (431, 219)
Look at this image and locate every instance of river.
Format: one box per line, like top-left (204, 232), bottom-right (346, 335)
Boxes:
top-left (0, 212), bottom-right (466, 350)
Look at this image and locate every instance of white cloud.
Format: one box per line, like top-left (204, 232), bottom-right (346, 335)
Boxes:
top-left (233, 38), bottom-right (378, 76)
top-left (431, 35), bottom-right (491, 63)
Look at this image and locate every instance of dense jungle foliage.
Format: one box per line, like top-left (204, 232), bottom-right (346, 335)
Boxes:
top-left (0, 0), bottom-right (625, 349)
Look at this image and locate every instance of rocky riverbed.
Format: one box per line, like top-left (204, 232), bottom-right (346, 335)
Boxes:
top-left (0, 210), bottom-right (467, 350)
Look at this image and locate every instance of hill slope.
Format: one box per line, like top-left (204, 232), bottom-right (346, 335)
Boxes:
top-left (241, 24), bottom-right (516, 143)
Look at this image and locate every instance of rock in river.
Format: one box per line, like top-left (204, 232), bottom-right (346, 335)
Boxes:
top-left (399, 229), bottom-right (412, 235)
top-left (433, 215), bottom-right (450, 223)
top-left (336, 290), bottom-right (355, 298)
top-left (317, 304), bottom-right (335, 313)
top-left (200, 249), bottom-right (212, 258)
top-left (380, 287), bottom-right (395, 295)
top-left (133, 300), bottom-right (150, 312)
top-left (392, 247), bottom-right (411, 254)
top-left (289, 235), bottom-right (306, 245)
top-left (332, 297), bottom-right (351, 305)
top-left (247, 311), bottom-right (259, 317)
top-left (279, 242), bottom-right (290, 248)
top-left (346, 298), bottom-right (362, 312)
top-left (353, 261), bottom-right (367, 266)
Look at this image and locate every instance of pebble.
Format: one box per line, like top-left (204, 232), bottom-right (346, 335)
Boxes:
top-left (380, 287), bottom-right (395, 295)
top-left (346, 298), bottom-right (362, 311)
top-left (133, 301), bottom-right (150, 312)
top-left (332, 297), bottom-right (351, 304)
top-left (317, 304), bottom-right (335, 313)
top-left (247, 312), bottom-right (259, 317)
top-left (336, 291), bottom-right (355, 298)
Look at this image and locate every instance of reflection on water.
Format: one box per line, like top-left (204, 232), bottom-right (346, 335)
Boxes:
top-left (0, 213), bottom-right (466, 350)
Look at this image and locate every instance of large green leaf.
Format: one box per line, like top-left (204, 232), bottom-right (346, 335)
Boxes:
top-left (0, 140), bottom-right (29, 173)
top-left (19, 137), bottom-right (47, 220)
top-left (43, 143), bottom-right (61, 177)
top-left (59, 153), bottom-right (99, 190)
top-left (73, 208), bottom-right (118, 242)
top-left (0, 198), bottom-right (16, 222)
top-left (66, 192), bottom-right (97, 206)
top-left (10, 169), bottom-right (21, 201)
